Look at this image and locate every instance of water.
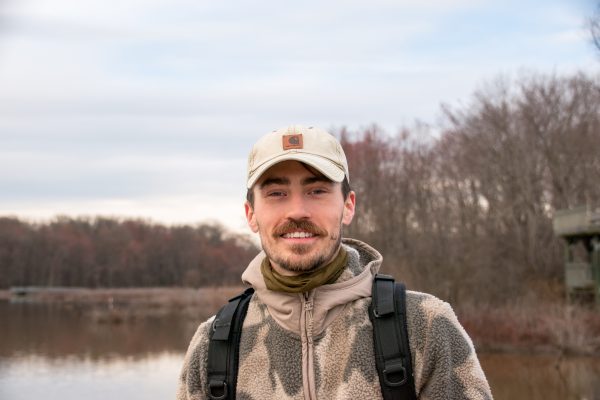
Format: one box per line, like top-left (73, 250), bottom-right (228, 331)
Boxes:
top-left (0, 353), bottom-right (182, 400)
top-left (1, 301), bottom-right (599, 400)
top-left (0, 301), bottom-right (197, 400)
top-left (480, 353), bottom-right (600, 400)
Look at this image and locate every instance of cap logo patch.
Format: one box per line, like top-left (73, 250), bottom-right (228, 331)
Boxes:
top-left (283, 134), bottom-right (303, 150)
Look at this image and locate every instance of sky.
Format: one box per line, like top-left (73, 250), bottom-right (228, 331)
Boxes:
top-left (0, 0), bottom-right (598, 234)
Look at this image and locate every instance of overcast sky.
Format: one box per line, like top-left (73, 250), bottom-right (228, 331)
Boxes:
top-left (0, 0), bottom-right (598, 234)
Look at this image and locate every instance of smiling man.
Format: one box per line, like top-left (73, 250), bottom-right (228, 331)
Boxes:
top-left (177, 125), bottom-right (492, 400)
top-left (246, 159), bottom-right (354, 276)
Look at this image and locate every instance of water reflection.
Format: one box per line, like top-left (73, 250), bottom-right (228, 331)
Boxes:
top-left (0, 301), bottom-right (204, 400)
top-left (1, 301), bottom-right (600, 400)
top-left (480, 353), bottom-right (600, 400)
top-left (0, 301), bottom-right (201, 360)
top-left (0, 353), bottom-right (183, 400)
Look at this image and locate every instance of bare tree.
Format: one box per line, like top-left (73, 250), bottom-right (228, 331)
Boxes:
top-left (338, 72), bottom-right (600, 305)
top-left (591, 3), bottom-right (600, 54)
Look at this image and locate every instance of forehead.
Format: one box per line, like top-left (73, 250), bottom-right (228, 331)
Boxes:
top-left (256, 160), bottom-right (328, 185)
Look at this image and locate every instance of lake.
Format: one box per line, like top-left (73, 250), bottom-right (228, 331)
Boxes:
top-left (1, 301), bottom-right (599, 399)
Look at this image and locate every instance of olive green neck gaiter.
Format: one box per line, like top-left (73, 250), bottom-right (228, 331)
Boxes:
top-left (261, 247), bottom-right (348, 293)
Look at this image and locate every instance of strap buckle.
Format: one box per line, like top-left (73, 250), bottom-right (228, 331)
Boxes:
top-left (372, 275), bottom-right (395, 317)
top-left (382, 360), bottom-right (408, 387)
top-left (208, 380), bottom-right (228, 400)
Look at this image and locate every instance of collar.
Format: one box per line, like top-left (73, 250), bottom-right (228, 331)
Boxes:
top-left (241, 238), bottom-right (383, 336)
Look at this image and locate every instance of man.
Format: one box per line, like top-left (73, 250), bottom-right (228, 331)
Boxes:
top-left (177, 125), bottom-right (492, 399)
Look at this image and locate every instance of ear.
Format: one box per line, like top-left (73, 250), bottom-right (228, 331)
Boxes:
top-left (245, 201), bottom-right (259, 233)
top-left (342, 191), bottom-right (355, 226)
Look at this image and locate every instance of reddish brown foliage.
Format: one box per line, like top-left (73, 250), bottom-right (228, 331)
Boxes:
top-left (0, 217), bottom-right (258, 288)
top-left (339, 73), bottom-right (600, 304)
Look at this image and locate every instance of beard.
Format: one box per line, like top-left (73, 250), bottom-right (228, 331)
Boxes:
top-left (260, 218), bottom-right (343, 273)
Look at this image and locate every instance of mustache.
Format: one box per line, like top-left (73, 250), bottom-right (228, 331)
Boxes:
top-left (273, 219), bottom-right (327, 237)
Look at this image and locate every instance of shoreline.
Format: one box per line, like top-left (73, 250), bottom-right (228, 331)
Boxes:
top-left (3, 287), bottom-right (600, 356)
top-left (1, 286), bottom-right (244, 305)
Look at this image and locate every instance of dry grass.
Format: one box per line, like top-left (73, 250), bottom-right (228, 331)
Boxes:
top-left (457, 301), bottom-right (600, 356)
top-left (8, 286), bottom-right (244, 305)
top-left (7, 286), bottom-right (600, 355)
top-left (7, 286), bottom-right (246, 324)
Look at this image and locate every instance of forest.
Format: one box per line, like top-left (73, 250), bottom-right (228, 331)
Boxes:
top-left (0, 217), bottom-right (257, 288)
top-left (341, 72), bottom-right (600, 304)
top-left (1, 72), bottom-right (599, 305)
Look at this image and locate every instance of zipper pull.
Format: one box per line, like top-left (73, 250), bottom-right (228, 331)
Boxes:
top-left (303, 292), bottom-right (314, 344)
top-left (304, 300), bottom-right (313, 311)
top-left (303, 292), bottom-right (313, 310)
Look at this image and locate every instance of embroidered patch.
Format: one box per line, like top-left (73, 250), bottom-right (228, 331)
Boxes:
top-left (282, 134), bottom-right (303, 150)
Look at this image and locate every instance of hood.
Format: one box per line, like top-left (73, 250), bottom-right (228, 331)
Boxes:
top-left (241, 238), bottom-right (383, 336)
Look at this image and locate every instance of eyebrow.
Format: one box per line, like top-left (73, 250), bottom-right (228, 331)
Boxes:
top-left (302, 176), bottom-right (332, 186)
top-left (259, 177), bottom-right (290, 189)
top-left (259, 175), bottom-right (333, 189)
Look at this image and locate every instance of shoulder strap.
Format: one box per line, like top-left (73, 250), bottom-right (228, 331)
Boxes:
top-left (207, 287), bottom-right (254, 400)
top-left (369, 274), bottom-right (417, 400)
top-left (206, 277), bottom-right (416, 400)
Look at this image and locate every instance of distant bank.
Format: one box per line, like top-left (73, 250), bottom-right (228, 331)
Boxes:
top-left (2, 285), bottom-right (600, 356)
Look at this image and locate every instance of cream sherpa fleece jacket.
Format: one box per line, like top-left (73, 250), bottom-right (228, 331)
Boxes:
top-left (177, 238), bottom-right (493, 400)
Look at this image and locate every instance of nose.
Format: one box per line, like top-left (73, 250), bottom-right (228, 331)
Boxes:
top-left (285, 193), bottom-right (311, 221)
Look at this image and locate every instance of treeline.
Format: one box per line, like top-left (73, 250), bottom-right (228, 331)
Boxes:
top-left (341, 72), bottom-right (600, 304)
top-left (0, 217), bottom-right (258, 288)
top-left (1, 72), bottom-right (598, 303)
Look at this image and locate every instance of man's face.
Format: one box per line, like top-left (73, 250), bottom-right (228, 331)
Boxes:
top-left (245, 160), bottom-right (355, 275)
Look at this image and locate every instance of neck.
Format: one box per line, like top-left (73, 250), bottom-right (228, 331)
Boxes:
top-left (261, 246), bottom-right (348, 293)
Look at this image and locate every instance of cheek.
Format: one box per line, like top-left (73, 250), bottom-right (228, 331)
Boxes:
top-left (252, 211), bottom-right (276, 235)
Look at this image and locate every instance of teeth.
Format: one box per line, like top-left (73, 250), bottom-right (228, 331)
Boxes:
top-left (283, 232), bottom-right (314, 239)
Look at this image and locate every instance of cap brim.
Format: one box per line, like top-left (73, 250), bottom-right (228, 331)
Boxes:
top-left (247, 153), bottom-right (345, 189)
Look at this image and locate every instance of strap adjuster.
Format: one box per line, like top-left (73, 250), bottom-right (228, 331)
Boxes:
top-left (382, 360), bottom-right (408, 387)
top-left (208, 380), bottom-right (228, 400)
top-left (373, 276), bottom-right (395, 317)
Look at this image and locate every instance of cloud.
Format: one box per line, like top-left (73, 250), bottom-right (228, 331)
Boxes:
top-left (0, 0), bottom-right (596, 231)
top-left (544, 29), bottom-right (590, 46)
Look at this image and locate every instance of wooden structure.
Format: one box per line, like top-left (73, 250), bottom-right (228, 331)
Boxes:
top-left (553, 206), bottom-right (600, 305)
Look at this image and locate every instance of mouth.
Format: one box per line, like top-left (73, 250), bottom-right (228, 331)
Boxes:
top-left (273, 220), bottom-right (326, 241)
top-left (280, 231), bottom-right (317, 239)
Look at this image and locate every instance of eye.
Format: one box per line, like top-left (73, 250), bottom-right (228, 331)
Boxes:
top-left (266, 190), bottom-right (286, 198)
top-left (309, 188), bottom-right (328, 196)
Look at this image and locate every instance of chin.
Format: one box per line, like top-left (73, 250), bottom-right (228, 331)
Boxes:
top-left (280, 252), bottom-right (329, 273)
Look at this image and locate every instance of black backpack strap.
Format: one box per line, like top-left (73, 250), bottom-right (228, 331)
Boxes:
top-left (369, 274), bottom-right (417, 400)
top-left (207, 287), bottom-right (254, 400)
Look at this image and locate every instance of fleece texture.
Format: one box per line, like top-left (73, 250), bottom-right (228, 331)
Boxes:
top-left (176, 238), bottom-right (492, 400)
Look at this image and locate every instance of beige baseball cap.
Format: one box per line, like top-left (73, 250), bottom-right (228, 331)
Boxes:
top-left (246, 125), bottom-right (349, 189)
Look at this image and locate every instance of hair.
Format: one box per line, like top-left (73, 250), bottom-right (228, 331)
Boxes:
top-left (246, 175), bottom-right (351, 207)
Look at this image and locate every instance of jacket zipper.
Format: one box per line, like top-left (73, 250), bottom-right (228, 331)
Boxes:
top-left (301, 291), bottom-right (316, 400)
